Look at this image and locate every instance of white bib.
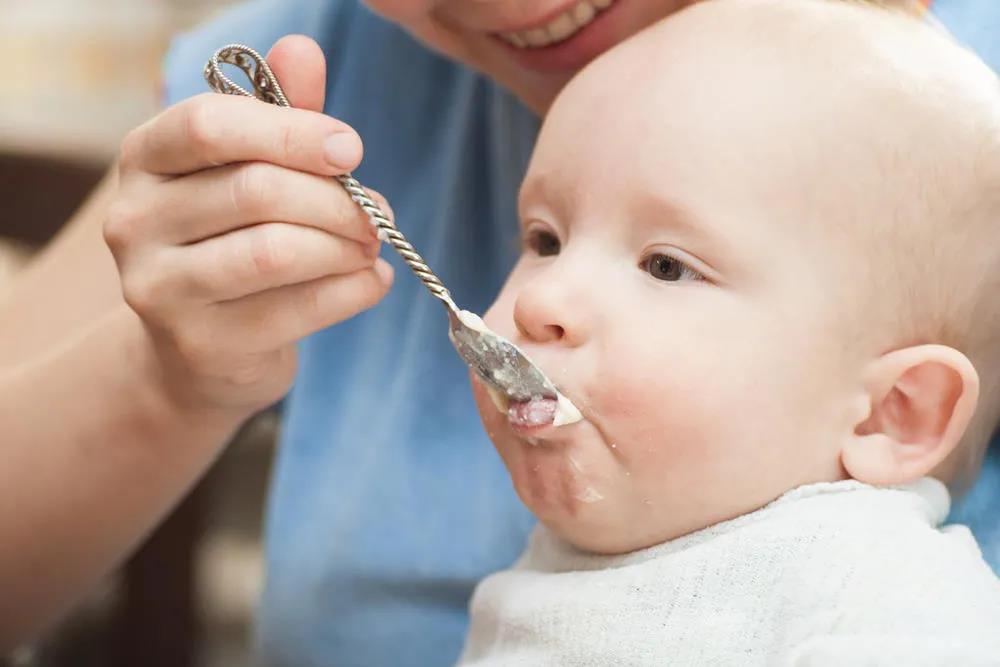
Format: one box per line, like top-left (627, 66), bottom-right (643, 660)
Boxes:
top-left (459, 479), bottom-right (1000, 666)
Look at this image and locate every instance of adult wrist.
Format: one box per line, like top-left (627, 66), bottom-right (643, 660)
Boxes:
top-left (112, 305), bottom-right (257, 441)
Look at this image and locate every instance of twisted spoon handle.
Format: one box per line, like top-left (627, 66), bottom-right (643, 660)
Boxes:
top-left (204, 44), bottom-right (456, 310)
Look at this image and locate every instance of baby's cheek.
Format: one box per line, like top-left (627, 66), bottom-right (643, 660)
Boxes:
top-left (587, 358), bottom-right (723, 466)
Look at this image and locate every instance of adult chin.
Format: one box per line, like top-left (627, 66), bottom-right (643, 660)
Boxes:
top-left (394, 0), bottom-right (657, 114)
top-left (396, 18), bottom-right (569, 113)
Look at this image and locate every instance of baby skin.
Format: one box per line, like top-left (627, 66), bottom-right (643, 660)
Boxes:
top-left (461, 0), bottom-right (1000, 663)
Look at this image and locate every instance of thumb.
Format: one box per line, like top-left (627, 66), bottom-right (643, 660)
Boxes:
top-left (266, 35), bottom-right (327, 112)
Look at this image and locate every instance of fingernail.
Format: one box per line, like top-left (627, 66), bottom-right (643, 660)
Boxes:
top-left (324, 132), bottom-right (361, 169)
top-left (364, 239), bottom-right (380, 258)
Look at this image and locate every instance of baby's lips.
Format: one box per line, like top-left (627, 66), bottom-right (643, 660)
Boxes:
top-left (470, 367), bottom-right (583, 430)
top-left (508, 397), bottom-right (559, 428)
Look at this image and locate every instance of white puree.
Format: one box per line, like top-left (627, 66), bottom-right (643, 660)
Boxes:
top-left (457, 309), bottom-right (582, 427)
top-left (574, 486), bottom-right (605, 503)
top-left (568, 455), bottom-right (604, 504)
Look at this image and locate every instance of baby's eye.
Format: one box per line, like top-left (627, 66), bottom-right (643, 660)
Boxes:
top-left (524, 228), bottom-right (561, 257)
top-left (641, 253), bottom-right (704, 282)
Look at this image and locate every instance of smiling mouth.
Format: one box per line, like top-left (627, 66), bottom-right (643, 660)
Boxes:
top-left (494, 0), bottom-right (616, 49)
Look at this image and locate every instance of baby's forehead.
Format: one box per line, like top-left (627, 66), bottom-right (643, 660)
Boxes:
top-left (538, 0), bottom-right (989, 228)
top-left (561, 0), bottom-right (963, 122)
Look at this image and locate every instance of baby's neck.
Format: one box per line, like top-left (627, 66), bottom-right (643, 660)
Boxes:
top-left (546, 477), bottom-right (948, 559)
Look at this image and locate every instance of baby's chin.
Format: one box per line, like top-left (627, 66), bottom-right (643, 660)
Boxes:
top-left (534, 487), bottom-right (743, 555)
top-left (505, 448), bottom-right (640, 554)
top-left (471, 378), bottom-right (646, 553)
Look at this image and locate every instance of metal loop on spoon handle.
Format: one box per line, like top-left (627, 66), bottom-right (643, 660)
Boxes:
top-left (204, 44), bottom-right (456, 310)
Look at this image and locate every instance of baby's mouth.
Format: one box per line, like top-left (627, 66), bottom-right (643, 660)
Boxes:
top-left (508, 397), bottom-right (559, 428)
top-left (482, 382), bottom-right (583, 431)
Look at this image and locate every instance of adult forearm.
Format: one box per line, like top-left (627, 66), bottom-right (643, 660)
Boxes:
top-left (0, 304), bottom-right (246, 649)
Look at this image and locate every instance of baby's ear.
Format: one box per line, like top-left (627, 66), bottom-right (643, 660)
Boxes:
top-left (842, 345), bottom-right (979, 486)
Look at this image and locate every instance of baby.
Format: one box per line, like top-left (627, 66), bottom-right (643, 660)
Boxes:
top-left (458, 0), bottom-right (1000, 664)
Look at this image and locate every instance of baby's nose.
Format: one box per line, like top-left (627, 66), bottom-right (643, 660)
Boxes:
top-left (515, 312), bottom-right (565, 343)
top-left (512, 276), bottom-right (588, 346)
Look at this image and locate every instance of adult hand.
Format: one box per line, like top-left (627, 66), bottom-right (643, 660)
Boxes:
top-left (104, 35), bottom-right (394, 416)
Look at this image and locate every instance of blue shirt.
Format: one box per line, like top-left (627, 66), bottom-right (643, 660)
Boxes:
top-left (163, 2), bottom-right (1000, 665)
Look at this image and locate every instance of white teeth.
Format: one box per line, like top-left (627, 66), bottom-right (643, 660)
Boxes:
top-left (546, 13), bottom-right (578, 42)
top-left (497, 0), bottom-right (615, 50)
top-left (507, 32), bottom-right (526, 48)
top-left (525, 27), bottom-right (551, 47)
top-left (572, 2), bottom-right (596, 26)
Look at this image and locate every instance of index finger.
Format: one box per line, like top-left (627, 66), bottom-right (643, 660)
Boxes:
top-left (122, 93), bottom-right (362, 177)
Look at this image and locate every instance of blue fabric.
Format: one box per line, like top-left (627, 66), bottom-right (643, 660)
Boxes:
top-left (934, 0), bottom-right (1000, 68)
top-left (161, 2), bottom-right (1000, 665)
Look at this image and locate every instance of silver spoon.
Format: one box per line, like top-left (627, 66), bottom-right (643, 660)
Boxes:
top-left (203, 44), bottom-right (581, 425)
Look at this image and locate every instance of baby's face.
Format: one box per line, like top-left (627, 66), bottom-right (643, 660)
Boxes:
top-left (473, 7), bottom-right (890, 553)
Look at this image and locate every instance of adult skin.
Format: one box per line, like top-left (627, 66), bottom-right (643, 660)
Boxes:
top-left (0, 0), bottom-right (747, 647)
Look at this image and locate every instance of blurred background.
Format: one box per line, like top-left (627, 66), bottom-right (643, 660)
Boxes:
top-left (0, 0), bottom-right (277, 665)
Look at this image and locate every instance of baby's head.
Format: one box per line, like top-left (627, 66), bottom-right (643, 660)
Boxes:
top-left (471, 0), bottom-right (1000, 554)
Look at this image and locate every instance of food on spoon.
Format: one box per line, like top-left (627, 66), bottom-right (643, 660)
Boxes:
top-left (455, 310), bottom-right (582, 428)
top-left (484, 382), bottom-right (582, 429)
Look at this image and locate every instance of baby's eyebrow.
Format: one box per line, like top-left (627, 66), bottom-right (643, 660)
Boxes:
top-left (638, 194), bottom-right (714, 243)
top-left (518, 172), bottom-right (573, 220)
top-left (519, 175), bottom-right (727, 259)
top-left (636, 195), bottom-right (737, 277)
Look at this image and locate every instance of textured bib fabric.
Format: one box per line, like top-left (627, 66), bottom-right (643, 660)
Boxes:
top-left (460, 479), bottom-right (1000, 666)
top-left (157, 2), bottom-right (1000, 664)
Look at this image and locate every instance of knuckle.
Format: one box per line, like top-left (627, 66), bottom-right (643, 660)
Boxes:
top-left (184, 96), bottom-right (224, 163)
top-left (118, 126), bottom-right (146, 172)
top-left (121, 271), bottom-right (163, 317)
top-left (103, 199), bottom-right (142, 254)
top-left (230, 162), bottom-right (272, 217)
top-left (278, 121), bottom-right (299, 162)
top-left (293, 278), bottom-right (325, 330)
top-left (248, 224), bottom-right (295, 278)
